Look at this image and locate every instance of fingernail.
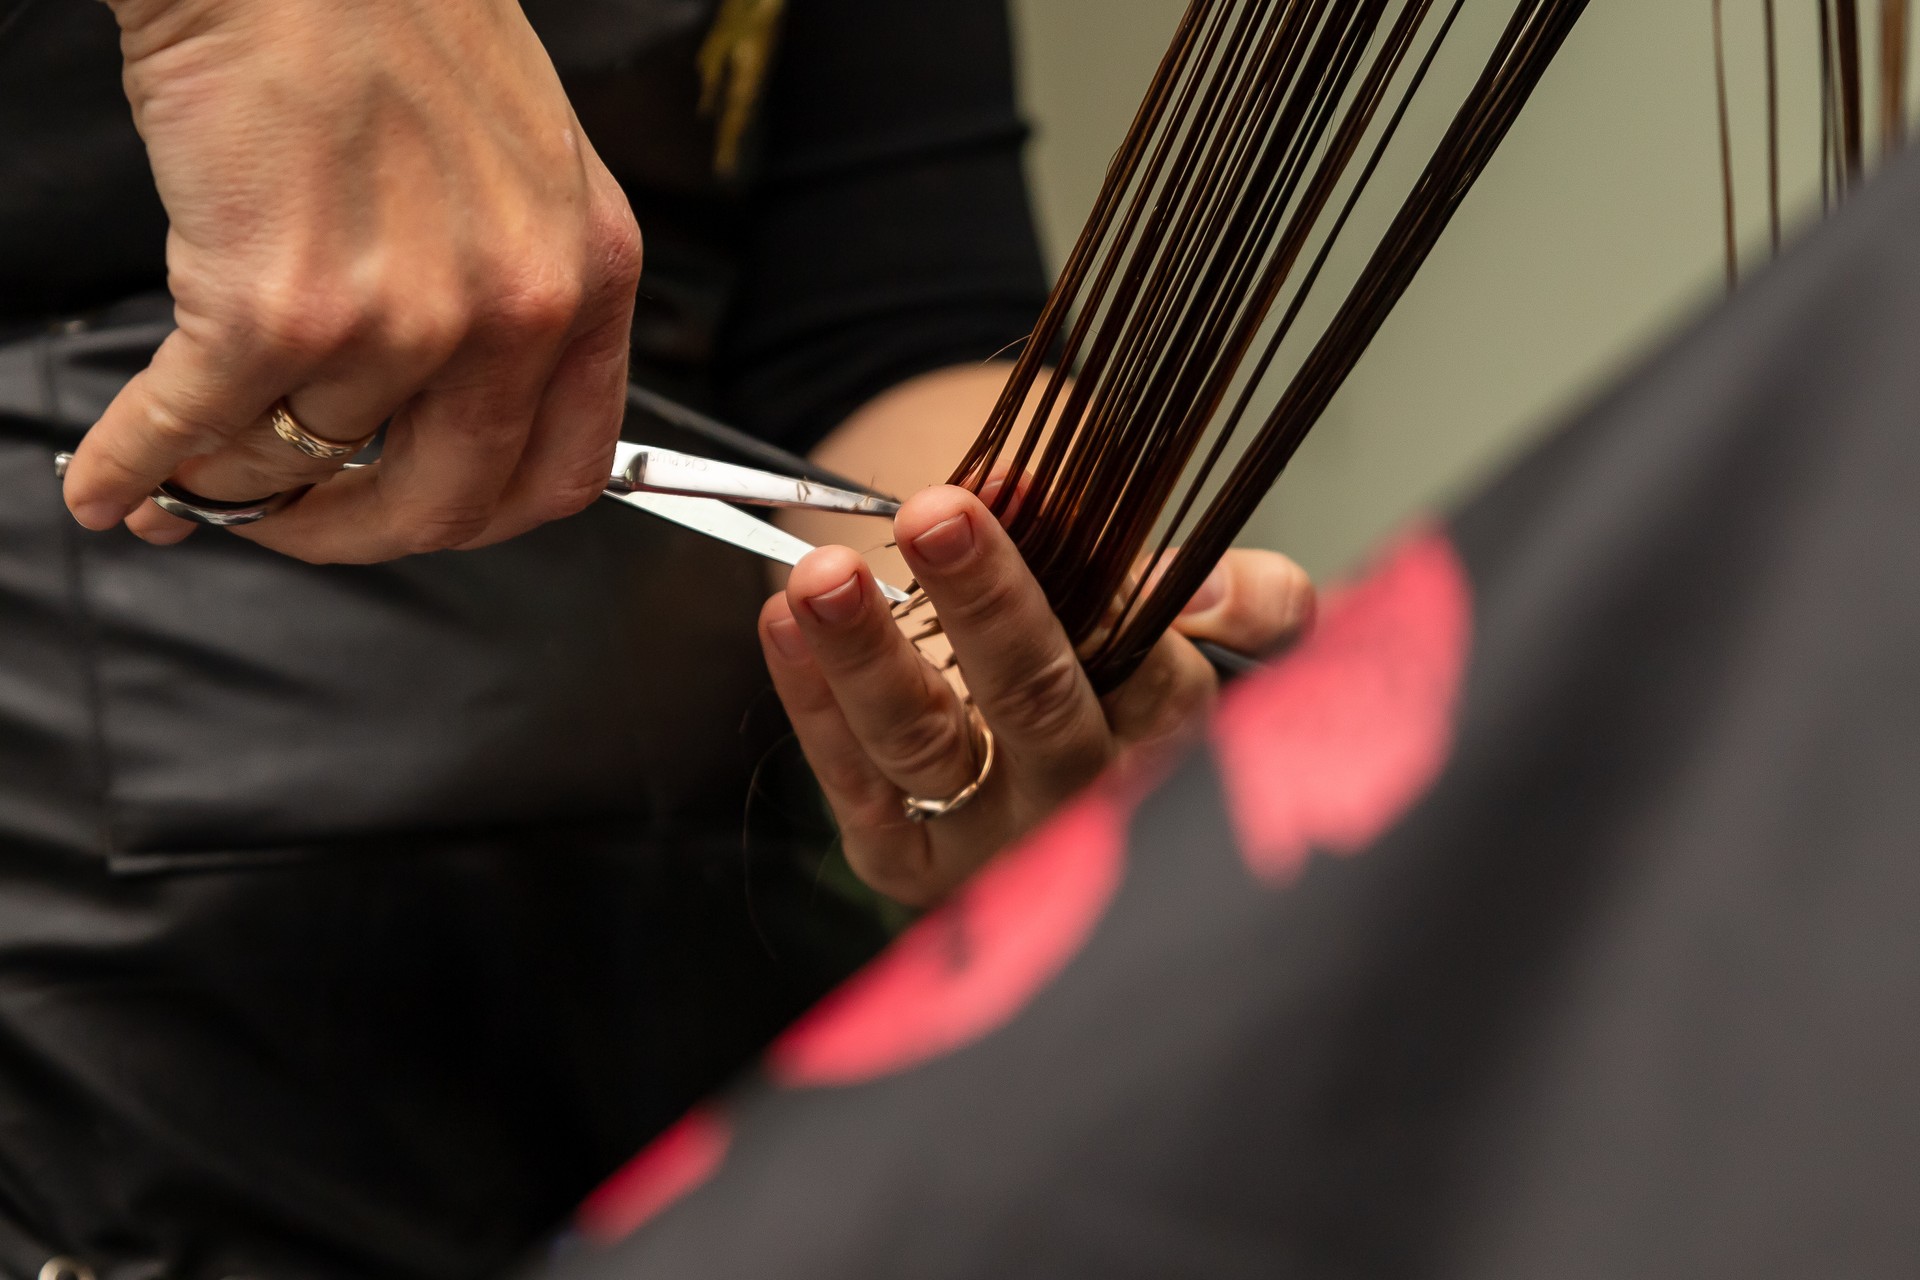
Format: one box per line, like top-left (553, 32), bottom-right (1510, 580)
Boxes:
top-left (911, 513), bottom-right (976, 568)
top-left (71, 501), bottom-right (132, 532)
top-left (804, 574), bottom-right (865, 627)
top-left (1180, 567), bottom-right (1228, 617)
top-left (766, 617), bottom-right (810, 663)
top-left (977, 472), bottom-right (1024, 518)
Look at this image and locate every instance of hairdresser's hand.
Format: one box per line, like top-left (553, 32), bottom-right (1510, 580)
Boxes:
top-left (61, 0), bottom-right (642, 562)
top-left (760, 487), bottom-right (1315, 907)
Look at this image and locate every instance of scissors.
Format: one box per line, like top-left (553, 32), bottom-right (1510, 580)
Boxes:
top-left (600, 441), bottom-right (912, 604)
top-left (50, 388), bottom-right (1262, 675)
top-left (50, 394), bottom-right (914, 604)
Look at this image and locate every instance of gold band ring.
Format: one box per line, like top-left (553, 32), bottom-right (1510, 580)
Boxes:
top-left (901, 703), bottom-right (997, 823)
top-left (270, 400), bottom-right (376, 462)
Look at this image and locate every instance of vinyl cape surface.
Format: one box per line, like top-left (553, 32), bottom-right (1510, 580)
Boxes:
top-left (536, 144), bottom-right (1920, 1280)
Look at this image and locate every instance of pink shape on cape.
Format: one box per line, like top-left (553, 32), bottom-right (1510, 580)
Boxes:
top-left (1212, 527), bottom-right (1472, 881)
top-left (575, 1107), bottom-right (731, 1243)
top-left (768, 788), bottom-right (1129, 1088)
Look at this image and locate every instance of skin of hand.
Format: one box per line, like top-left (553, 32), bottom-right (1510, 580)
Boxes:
top-left (62, 0), bottom-right (644, 562)
top-left (759, 486), bottom-right (1316, 908)
top-left (779, 362), bottom-right (1031, 589)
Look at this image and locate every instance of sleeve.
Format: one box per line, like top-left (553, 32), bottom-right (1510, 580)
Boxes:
top-left (711, 0), bottom-right (1053, 455)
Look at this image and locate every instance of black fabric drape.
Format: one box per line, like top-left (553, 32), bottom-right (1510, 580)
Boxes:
top-left (541, 123), bottom-right (1920, 1280)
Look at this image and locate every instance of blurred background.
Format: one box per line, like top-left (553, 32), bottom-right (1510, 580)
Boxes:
top-left (1004, 0), bottom-right (1872, 578)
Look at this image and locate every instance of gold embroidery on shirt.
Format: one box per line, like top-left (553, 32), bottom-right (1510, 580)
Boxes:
top-left (699, 0), bottom-right (785, 176)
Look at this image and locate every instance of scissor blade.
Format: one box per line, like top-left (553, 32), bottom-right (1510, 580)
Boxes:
top-left (614, 445), bottom-right (900, 517)
top-left (605, 489), bottom-right (913, 606)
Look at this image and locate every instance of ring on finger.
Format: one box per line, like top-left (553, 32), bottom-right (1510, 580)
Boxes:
top-left (270, 399), bottom-right (377, 462)
top-left (149, 476), bottom-right (309, 527)
top-left (51, 452), bottom-right (303, 528)
top-left (901, 703), bottom-right (997, 823)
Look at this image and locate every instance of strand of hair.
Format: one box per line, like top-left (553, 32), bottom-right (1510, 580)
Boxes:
top-left (1713, 0), bottom-right (1738, 290)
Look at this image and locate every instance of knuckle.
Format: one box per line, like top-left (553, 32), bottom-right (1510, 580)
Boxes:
top-left (1106, 646), bottom-right (1215, 753)
top-left (465, 411), bottom-right (534, 452)
top-left (377, 299), bottom-right (467, 370)
top-left (240, 279), bottom-right (365, 359)
top-left (589, 197), bottom-right (644, 285)
top-left (142, 402), bottom-right (210, 454)
top-left (882, 707), bottom-right (971, 779)
top-left (527, 474), bottom-right (605, 524)
top-left (996, 651), bottom-right (1094, 745)
top-left (488, 267), bottom-right (585, 338)
top-left (395, 506), bottom-right (494, 556)
top-left (137, 396), bottom-right (227, 459)
top-left (830, 614), bottom-right (905, 670)
top-left (941, 567), bottom-right (1024, 631)
top-left (255, 535), bottom-right (345, 567)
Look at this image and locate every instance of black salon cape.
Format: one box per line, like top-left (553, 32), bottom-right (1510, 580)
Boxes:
top-left (533, 124), bottom-right (1920, 1280)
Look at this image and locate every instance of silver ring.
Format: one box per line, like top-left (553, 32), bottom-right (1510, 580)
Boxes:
top-left (270, 400), bottom-right (375, 462)
top-left (901, 704), bottom-right (997, 823)
top-left (148, 478), bottom-right (306, 527)
top-left (53, 452), bottom-right (355, 529)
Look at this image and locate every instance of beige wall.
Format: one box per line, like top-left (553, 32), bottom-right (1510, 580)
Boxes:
top-left (1006, 2), bottom-right (1868, 577)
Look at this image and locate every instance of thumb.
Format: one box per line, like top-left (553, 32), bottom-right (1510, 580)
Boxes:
top-left (1171, 549), bottom-right (1317, 658)
top-left (61, 327), bottom-right (281, 529)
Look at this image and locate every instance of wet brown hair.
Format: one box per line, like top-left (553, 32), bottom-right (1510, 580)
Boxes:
top-left (1718, 1), bottom-right (1911, 283)
top-left (945, 0), bottom-right (1591, 690)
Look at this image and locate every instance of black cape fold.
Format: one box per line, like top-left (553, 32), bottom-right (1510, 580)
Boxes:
top-left (536, 131), bottom-right (1920, 1279)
